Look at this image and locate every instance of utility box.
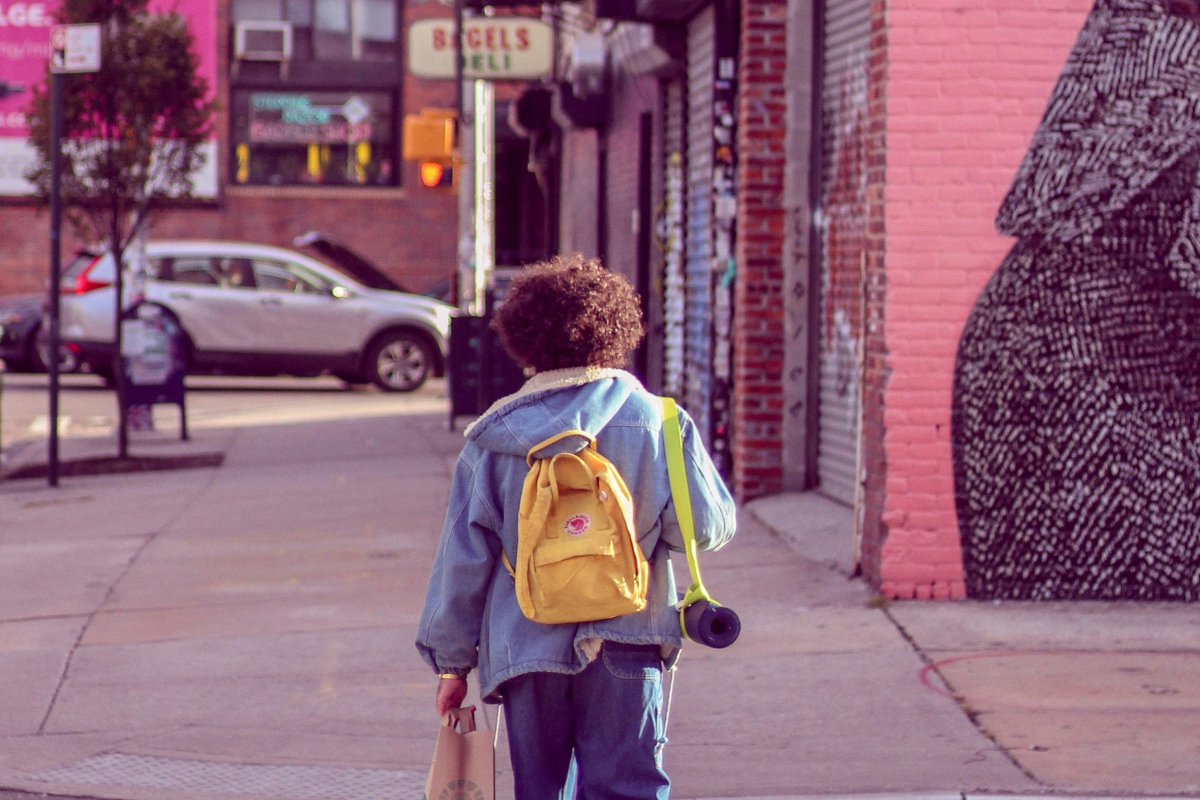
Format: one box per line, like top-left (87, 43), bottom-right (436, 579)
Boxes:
top-left (447, 287), bottom-right (525, 429)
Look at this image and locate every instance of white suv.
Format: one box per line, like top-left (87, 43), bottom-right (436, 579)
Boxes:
top-left (59, 240), bottom-right (454, 391)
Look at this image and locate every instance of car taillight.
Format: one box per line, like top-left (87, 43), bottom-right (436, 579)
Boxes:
top-left (73, 274), bottom-right (112, 293)
top-left (65, 256), bottom-right (109, 294)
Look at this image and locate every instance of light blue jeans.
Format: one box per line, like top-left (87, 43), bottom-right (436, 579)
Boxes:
top-left (500, 641), bottom-right (671, 800)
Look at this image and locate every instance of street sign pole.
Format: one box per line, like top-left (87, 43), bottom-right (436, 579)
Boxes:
top-left (47, 23), bottom-right (102, 484)
top-left (113, 198), bottom-right (127, 459)
top-left (453, 0), bottom-right (465, 124)
top-left (47, 70), bottom-right (63, 487)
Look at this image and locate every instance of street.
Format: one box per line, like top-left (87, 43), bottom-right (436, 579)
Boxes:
top-left (0, 373), bottom-right (447, 462)
top-left (0, 377), bottom-right (1198, 800)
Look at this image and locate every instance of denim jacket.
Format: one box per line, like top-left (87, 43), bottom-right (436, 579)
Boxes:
top-left (416, 367), bottom-right (737, 702)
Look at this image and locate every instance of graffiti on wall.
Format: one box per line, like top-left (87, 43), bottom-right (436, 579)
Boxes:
top-left (952, 0), bottom-right (1200, 600)
top-left (709, 83), bottom-right (738, 477)
top-left (659, 148), bottom-right (686, 399)
top-left (810, 54), bottom-right (870, 505)
top-left (822, 69), bottom-right (868, 390)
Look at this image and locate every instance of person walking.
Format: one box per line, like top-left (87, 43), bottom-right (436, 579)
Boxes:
top-left (417, 254), bottom-right (737, 800)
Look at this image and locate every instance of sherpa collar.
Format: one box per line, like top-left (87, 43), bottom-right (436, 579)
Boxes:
top-left (464, 366), bottom-right (635, 436)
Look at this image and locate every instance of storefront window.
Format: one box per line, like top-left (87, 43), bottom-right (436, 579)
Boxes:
top-left (232, 90), bottom-right (395, 186)
top-left (232, 0), bottom-right (396, 62)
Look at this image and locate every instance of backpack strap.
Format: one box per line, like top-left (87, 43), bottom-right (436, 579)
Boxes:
top-left (661, 397), bottom-right (715, 627)
top-left (526, 430), bottom-right (596, 466)
top-left (509, 429), bottom-right (598, 577)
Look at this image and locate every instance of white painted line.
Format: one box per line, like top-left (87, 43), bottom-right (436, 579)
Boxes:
top-left (27, 415), bottom-right (71, 435)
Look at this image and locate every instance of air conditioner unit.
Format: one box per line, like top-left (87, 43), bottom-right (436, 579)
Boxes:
top-left (234, 21), bottom-right (293, 62)
top-left (564, 32), bottom-right (607, 98)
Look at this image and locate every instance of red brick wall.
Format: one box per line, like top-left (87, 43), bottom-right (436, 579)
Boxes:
top-left (858, 0), bottom-right (890, 590)
top-left (0, 205), bottom-right (57, 294)
top-left (877, 0), bottom-right (1093, 599)
top-left (0, 0), bottom-right (458, 297)
top-left (603, 69), bottom-right (658, 287)
top-left (732, 0), bottom-right (788, 501)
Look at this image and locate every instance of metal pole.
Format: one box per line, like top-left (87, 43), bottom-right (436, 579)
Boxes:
top-left (472, 79), bottom-right (494, 317)
top-left (47, 71), bottom-right (62, 487)
top-left (453, 0), bottom-right (464, 124)
top-left (112, 202), bottom-right (127, 459)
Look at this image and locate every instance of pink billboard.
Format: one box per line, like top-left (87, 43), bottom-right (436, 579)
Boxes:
top-left (0, 0), bottom-right (216, 138)
top-left (0, 2), bottom-right (54, 137)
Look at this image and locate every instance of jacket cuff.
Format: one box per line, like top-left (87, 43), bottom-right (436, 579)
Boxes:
top-left (435, 666), bottom-right (470, 678)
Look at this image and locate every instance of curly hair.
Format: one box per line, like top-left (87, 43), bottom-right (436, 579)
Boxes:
top-left (491, 254), bottom-right (645, 372)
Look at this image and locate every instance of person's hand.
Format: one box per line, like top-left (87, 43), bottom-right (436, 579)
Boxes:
top-left (436, 676), bottom-right (468, 716)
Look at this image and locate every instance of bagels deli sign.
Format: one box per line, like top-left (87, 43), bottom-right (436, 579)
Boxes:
top-left (408, 17), bottom-right (552, 80)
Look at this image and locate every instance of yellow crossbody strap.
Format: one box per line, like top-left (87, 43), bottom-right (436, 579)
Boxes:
top-left (661, 397), bottom-right (714, 628)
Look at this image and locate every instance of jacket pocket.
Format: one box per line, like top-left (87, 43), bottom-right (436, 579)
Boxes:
top-left (601, 642), bottom-right (663, 680)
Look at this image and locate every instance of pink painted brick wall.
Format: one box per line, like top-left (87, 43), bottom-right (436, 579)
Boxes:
top-left (878, 0), bottom-right (1093, 600)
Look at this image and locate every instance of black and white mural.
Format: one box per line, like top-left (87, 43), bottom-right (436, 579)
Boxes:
top-left (952, 0), bottom-right (1200, 600)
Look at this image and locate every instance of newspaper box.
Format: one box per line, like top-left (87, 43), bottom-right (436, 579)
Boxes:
top-left (119, 302), bottom-right (188, 439)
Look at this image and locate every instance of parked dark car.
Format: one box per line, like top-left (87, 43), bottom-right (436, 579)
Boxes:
top-left (0, 293), bottom-right (44, 372)
top-left (0, 294), bottom-right (79, 374)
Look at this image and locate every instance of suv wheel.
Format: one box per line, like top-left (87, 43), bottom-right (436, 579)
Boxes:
top-left (367, 332), bottom-right (432, 392)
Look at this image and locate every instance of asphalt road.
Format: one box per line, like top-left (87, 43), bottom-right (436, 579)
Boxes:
top-left (0, 372), bottom-right (450, 460)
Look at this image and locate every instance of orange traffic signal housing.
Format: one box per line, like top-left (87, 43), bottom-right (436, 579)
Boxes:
top-left (405, 109), bottom-right (457, 189)
top-left (403, 109), bottom-right (456, 161)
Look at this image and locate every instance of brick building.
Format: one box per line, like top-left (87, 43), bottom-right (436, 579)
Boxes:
top-left (552, 0), bottom-right (742, 474)
top-left (743, 0), bottom-right (1096, 598)
top-left (0, 0), bottom-right (459, 297)
top-left (10, 0), bottom-right (1178, 600)
top-left (553, 0), bottom-right (1105, 599)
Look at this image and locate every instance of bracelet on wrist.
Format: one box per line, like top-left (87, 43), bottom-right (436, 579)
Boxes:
top-left (439, 672), bottom-right (466, 680)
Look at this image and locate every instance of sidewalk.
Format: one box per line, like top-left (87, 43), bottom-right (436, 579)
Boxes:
top-left (748, 492), bottom-right (1200, 797)
top-left (0, 413), bottom-right (1197, 800)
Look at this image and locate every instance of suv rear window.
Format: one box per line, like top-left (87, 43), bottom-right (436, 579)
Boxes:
top-left (61, 251), bottom-right (103, 286)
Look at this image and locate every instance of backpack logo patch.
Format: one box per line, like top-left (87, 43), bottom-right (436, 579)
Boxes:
top-left (564, 514), bottom-right (592, 536)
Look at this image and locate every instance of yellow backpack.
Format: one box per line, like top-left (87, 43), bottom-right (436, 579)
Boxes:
top-left (503, 430), bottom-right (649, 624)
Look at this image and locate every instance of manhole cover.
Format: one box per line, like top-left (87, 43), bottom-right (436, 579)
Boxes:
top-left (27, 753), bottom-right (425, 800)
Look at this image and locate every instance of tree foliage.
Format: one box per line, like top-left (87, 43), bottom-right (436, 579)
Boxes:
top-left (25, 0), bottom-right (213, 249)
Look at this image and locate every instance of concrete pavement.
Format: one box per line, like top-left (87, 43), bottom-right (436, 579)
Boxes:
top-left (0, 378), bottom-right (1197, 799)
top-left (749, 494), bottom-right (1200, 796)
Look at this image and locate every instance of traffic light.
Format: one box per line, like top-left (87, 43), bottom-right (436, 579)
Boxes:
top-left (420, 161), bottom-right (454, 188)
top-left (403, 109), bottom-right (457, 190)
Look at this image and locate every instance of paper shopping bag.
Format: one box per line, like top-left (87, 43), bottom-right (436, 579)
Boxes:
top-left (424, 706), bottom-right (495, 800)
